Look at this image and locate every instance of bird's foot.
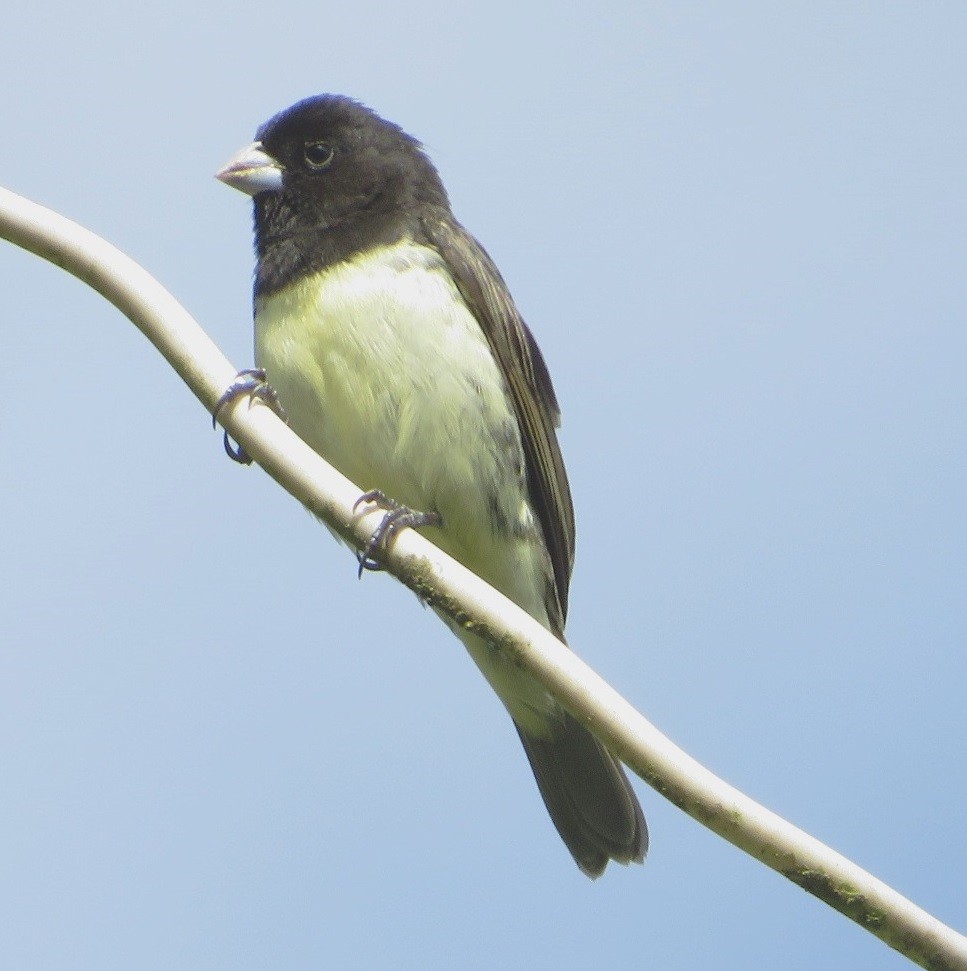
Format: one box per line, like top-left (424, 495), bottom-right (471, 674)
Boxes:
top-left (352, 490), bottom-right (443, 576)
top-left (212, 368), bottom-right (288, 464)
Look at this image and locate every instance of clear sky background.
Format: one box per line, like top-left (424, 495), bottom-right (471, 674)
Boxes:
top-left (1, 4), bottom-right (964, 969)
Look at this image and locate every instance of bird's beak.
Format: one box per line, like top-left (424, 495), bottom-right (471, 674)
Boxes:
top-left (215, 141), bottom-right (283, 196)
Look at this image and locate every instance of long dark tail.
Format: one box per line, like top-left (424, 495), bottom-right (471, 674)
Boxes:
top-left (515, 710), bottom-right (647, 877)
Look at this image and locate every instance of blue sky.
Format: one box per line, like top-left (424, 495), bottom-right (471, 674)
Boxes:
top-left (1, 4), bottom-right (964, 968)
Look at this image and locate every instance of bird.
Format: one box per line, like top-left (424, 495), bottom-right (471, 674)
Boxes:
top-left (216, 94), bottom-right (646, 876)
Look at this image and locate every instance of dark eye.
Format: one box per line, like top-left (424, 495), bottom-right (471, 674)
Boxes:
top-left (303, 141), bottom-right (334, 169)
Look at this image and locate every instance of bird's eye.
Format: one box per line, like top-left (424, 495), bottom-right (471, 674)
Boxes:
top-left (303, 141), bottom-right (335, 170)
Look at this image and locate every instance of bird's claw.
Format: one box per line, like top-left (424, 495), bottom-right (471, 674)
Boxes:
top-left (212, 368), bottom-right (287, 465)
top-left (352, 490), bottom-right (443, 577)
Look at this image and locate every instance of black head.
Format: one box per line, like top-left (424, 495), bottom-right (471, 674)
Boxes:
top-left (249, 95), bottom-right (450, 293)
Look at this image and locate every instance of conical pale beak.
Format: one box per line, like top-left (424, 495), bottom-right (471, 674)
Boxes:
top-left (215, 141), bottom-right (283, 196)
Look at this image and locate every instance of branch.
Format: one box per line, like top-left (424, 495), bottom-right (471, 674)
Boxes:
top-left (1, 184), bottom-right (964, 971)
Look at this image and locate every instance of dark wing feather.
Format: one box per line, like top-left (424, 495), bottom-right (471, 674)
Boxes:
top-left (422, 212), bottom-right (575, 629)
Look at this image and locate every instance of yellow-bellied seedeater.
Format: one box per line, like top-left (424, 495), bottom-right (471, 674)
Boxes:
top-left (217, 95), bottom-right (646, 876)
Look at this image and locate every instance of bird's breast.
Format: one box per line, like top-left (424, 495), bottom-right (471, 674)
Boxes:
top-left (253, 240), bottom-right (541, 587)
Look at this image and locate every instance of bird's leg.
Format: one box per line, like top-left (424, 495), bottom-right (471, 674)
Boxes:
top-left (212, 368), bottom-right (288, 464)
top-left (352, 490), bottom-right (443, 576)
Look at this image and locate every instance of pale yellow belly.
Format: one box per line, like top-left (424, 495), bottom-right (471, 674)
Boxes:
top-left (254, 242), bottom-right (563, 732)
top-left (254, 242), bottom-right (557, 636)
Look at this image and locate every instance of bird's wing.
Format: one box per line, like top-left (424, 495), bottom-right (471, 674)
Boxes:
top-left (423, 213), bottom-right (575, 628)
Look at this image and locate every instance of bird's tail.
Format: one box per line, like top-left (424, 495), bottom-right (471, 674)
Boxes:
top-left (514, 710), bottom-right (647, 878)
